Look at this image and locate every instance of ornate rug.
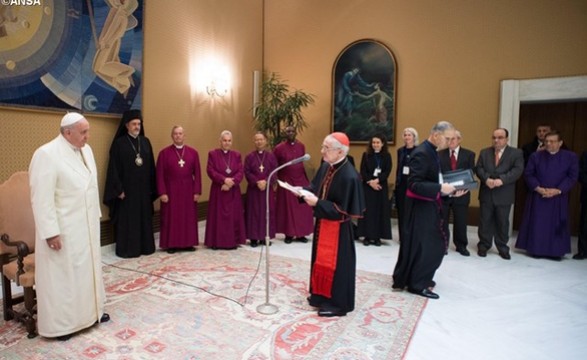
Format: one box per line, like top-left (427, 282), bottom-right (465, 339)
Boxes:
top-left (0, 249), bottom-right (426, 359)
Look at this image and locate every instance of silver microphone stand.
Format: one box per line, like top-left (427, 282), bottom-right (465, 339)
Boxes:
top-left (256, 163), bottom-right (283, 315)
top-left (256, 155), bottom-right (309, 315)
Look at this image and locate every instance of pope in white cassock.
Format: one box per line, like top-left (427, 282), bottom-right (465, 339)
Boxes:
top-left (29, 112), bottom-right (109, 340)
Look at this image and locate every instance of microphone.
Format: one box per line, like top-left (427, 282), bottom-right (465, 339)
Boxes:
top-left (285, 153), bottom-right (311, 166)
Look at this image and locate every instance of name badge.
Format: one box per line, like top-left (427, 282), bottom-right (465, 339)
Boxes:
top-left (402, 166), bottom-right (410, 175)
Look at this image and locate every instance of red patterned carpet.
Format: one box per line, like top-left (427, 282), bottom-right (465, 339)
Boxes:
top-left (0, 249), bottom-right (426, 359)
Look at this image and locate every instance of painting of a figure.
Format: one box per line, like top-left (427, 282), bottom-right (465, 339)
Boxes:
top-left (0, 0), bottom-right (143, 114)
top-left (332, 40), bottom-right (396, 143)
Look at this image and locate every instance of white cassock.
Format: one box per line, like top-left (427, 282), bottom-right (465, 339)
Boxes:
top-left (29, 134), bottom-right (105, 338)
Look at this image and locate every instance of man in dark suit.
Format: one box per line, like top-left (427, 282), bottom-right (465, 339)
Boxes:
top-left (521, 124), bottom-right (551, 165)
top-left (475, 128), bottom-right (524, 260)
top-left (574, 151), bottom-right (587, 260)
top-left (439, 130), bottom-right (476, 256)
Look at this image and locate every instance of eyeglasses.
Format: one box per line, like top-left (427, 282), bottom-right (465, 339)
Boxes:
top-left (320, 145), bottom-right (339, 152)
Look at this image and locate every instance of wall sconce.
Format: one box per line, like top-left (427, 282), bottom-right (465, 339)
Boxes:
top-left (193, 57), bottom-right (230, 98)
top-left (206, 77), bottom-right (229, 97)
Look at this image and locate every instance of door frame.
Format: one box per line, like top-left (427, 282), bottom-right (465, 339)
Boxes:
top-left (499, 75), bottom-right (587, 146)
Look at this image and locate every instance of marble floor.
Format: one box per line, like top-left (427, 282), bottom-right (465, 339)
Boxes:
top-left (237, 221), bottom-right (587, 360)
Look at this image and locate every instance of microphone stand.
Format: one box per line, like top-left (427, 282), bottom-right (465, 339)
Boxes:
top-left (256, 159), bottom-right (301, 315)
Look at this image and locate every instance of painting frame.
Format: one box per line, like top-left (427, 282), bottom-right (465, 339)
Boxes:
top-left (332, 39), bottom-right (397, 144)
top-left (0, 0), bottom-right (143, 115)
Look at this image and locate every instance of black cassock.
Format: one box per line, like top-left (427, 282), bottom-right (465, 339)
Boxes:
top-left (307, 159), bottom-right (365, 313)
top-left (357, 151), bottom-right (392, 240)
top-left (393, 140), bottom-right (447, 292)
top-left (103, 135), bottom-right (157, 258)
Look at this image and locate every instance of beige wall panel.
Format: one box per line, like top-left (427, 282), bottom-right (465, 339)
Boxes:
top-left (263, 0), bottom-right (587, 205)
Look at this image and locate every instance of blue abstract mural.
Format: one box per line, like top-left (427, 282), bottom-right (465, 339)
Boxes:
top-left (0, 0), bottom-right (143, 114)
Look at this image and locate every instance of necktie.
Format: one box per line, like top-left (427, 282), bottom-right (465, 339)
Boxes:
top-left (450, 150), bottom-right (457, 170)
top-left (495, 150), bottom-right (500, 166)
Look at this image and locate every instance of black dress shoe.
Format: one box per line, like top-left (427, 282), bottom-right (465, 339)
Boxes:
top-left (182, 247), bottom-right (196, 252)
top-left (284, 236), bottom-right (293, 244)
top-left (408, 288), bottom-right (439, 299)
top-left (363, 239), bottom-right (370, 246)
top-left (456, 248), bottom-right (470, 256)
top-left (318, 308), bottom-right (347, 317)
top-left (307, 296), bottom-right (320, 307)
top-left (295, 237), bottom-right (309, 243)
top-left (95, 313), bottom-right (110, 325)
top-left (166, 248), bottom-right (177, 254)
top-left (477, 249), bottom-right (487, 257)
top-left (372, 239), bottom-right (382, 247)
top-left (498, 252), bottom-right (511, 260)
top-left (572, 253), bottom-right (585, 260)
top-left (250, 240), bottom-right (258, 247)
top-left (56, 334), bottom-right (73, 341)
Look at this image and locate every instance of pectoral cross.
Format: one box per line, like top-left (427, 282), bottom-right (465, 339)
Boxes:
top-left (259, 164), bottom-right (265, 172)
top-left (178, 159), bottom-right (185, 167)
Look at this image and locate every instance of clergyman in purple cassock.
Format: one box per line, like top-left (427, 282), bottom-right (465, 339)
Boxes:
top-left (244, 132), bottom-right (278, 247)
top-left (156, 126), bottom-right (202, 253)
top-left (205, 130), bottom-right (246, 249)
top-left (516, 131), bottom-right (578, 259)
top-left (273, 126), bottom-right (314, 243)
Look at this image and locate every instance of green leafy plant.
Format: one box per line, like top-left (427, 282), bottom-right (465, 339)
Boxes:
top-left (253, 72), bottom-right (315, 147)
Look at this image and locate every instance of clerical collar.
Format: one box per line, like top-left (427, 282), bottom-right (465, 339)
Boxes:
top-left (222, 149), bottom-right (230, 154)
top-left (128, 133), bottom-right (138, 139)
top-left (330, 156), bottom-right (346, 166)
top-left (62, 135), bottom-right (81, 151)
top-left (174, 145), bottom-right (184, 149)
top-left (257, 150), bottom-right (264, 154)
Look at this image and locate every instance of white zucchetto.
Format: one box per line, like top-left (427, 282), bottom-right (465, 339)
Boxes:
top-left (61, 112), bottom-right (85, 127)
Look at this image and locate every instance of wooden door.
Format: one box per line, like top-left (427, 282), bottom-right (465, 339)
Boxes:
top-left (514, 101), bottom-right (587, 235)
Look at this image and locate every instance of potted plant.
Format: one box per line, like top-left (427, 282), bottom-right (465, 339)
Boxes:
top-left (253, 72), bottom-right (315, 147)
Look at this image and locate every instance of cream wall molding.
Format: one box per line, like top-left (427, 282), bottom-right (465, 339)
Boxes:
top-left (499, 75), bottom-right (587, 147)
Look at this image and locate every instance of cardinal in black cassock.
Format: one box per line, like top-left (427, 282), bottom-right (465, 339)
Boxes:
top-left (103, 109), bottom-right (157, 258)
top-left (303, 132), bottom-right (365, 317)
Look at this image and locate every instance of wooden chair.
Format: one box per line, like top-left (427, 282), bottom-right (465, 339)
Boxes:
top-left (0, 171), bottom-right (37, 338)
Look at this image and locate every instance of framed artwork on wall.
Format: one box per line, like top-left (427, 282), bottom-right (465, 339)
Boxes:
top-left (332, 39), bottom-right (397, 144)
top-left (0, 0), bottom-right (143, 115)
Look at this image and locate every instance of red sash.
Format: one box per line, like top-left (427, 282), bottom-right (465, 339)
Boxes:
top-left (311, 219), bottom-right (340, 297)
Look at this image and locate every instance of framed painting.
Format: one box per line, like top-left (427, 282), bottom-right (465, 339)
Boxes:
top-left (332, 39), bottom-right (397, 144)
top-left (0, 0), bottom-right (143, 115)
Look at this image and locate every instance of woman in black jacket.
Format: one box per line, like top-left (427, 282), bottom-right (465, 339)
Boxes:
top-left (357, 134), bottom-right (392, 246)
